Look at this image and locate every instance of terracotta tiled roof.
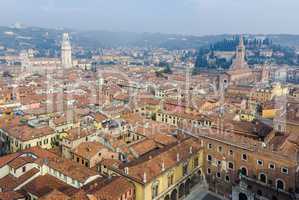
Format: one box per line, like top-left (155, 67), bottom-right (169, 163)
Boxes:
top-left (22, 174), bottom-right (77, 198)
top-left (64, 128), bottom-right (96, 141)
top-left (92, 177), bottom-right (134, 200)
top-left (130, 139), bottom-right (159, 157)
top-left (123, 138), bottom-right (202, 183)
top-left (100, 159), bottom-right (122, 169)
top-left (47, 157), bottom-right (99, 183)
top-left (0, 168), bottom-right (40, 192)
top-left (39, 190), bottom-right (70, 200)
top-left (70, 190), bottom-right (89, 200)
top-left (0, 153), bottom-right (21, 168)
top-left (147, 133), bottom-right (177, 146)
top-left (8, 156), bottom-right (35, 169)
top-left (0, 191), bottom-right (25, 200)
top-left (72, 142), bottom-right (106, 160)
top-left (3, 125), bottom-right (54, 142)
top-left (93, 113), bottom-right (108, 123)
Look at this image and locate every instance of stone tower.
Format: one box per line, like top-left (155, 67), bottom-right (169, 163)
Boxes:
top-left (61, 33), bottom-right (72, 69)
top-left (231, 36), bottom-right (247, 70)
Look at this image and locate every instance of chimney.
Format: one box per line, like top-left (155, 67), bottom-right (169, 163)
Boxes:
top-left (189, 146), bottom-right (193, 154)
top-left (176, 153), bottom-right (180, 162)
top-left (124, 167), bottom-right (129, 175)
top-left (161, 160), bottom-right (165, 172)
top-left (143, 172), bottom-right (147, 183)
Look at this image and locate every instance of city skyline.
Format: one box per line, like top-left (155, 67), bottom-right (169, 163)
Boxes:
top-left (1, 0), bottom-right (299, 35)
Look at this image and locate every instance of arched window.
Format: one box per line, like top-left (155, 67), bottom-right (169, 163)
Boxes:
top-left (178, 183), bottom-right (184, 198)
top-left (276, 179), bottom-right (284, 191)
top-left (259, 173), bottom-right (267, 183)
top-left (240, 167), bottom-right (247, 176)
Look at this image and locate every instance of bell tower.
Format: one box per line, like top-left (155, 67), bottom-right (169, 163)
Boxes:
top-left (61, 33), bottom-right (72, 69)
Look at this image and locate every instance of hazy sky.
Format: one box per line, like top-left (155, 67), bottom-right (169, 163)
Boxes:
top-left (0, 0), bottom-right (298, 35)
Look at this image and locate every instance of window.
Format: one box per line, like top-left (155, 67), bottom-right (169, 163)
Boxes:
top-left (228, 162), bottom-right (234, 169)
top-left (218, 146), bottom-right (223, 153)
top-left (242, 153), bottom-right (248, 161)
top-left (269, 163), bottom-right (275, 169)
top-left (22, 166), bottom-right (26, 173)
top-left (225, 175), bottom-right (230, 182)
top-left (240, 167), bottom-right (247, 176)
top-left (259, 173), bottom-right (267, 183)
top-left (207, 143), bottom-right (212, 149)
top-left (194, 157), bottom-right (199, 167)
top-left (276, 179), bottom-right (284, 190)
top-left (167, 174), bottom-right (174, 187)
top-left (76, 157), bottom-right (79, 163)
top-left (257, 160), bottom-right (263, 166)
top-left (216, 172), bottom-right (221, 178)
top-left (217, 160), bottom-right (221, 166)
top-left (207, 155), bottom-right (212, 162)
top-left (228, 150), bottom-right (234, 156)
top-left (183, 163), bottom-right (188, 175)
top-left (151, 182), bottom-right (159, 199)
top-left (207, 168), bottom-right (211, 174)
top-left (281, 167), bottom-right (288, 174)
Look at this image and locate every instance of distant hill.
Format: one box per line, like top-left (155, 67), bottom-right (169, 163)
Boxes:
top-left (0, 26), bottom-right (299, 53)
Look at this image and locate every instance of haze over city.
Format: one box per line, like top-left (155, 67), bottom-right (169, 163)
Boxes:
top-left (0, 1), bottom-right (299, 200)
top-left (1, 0), bottom-right (299, 35)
